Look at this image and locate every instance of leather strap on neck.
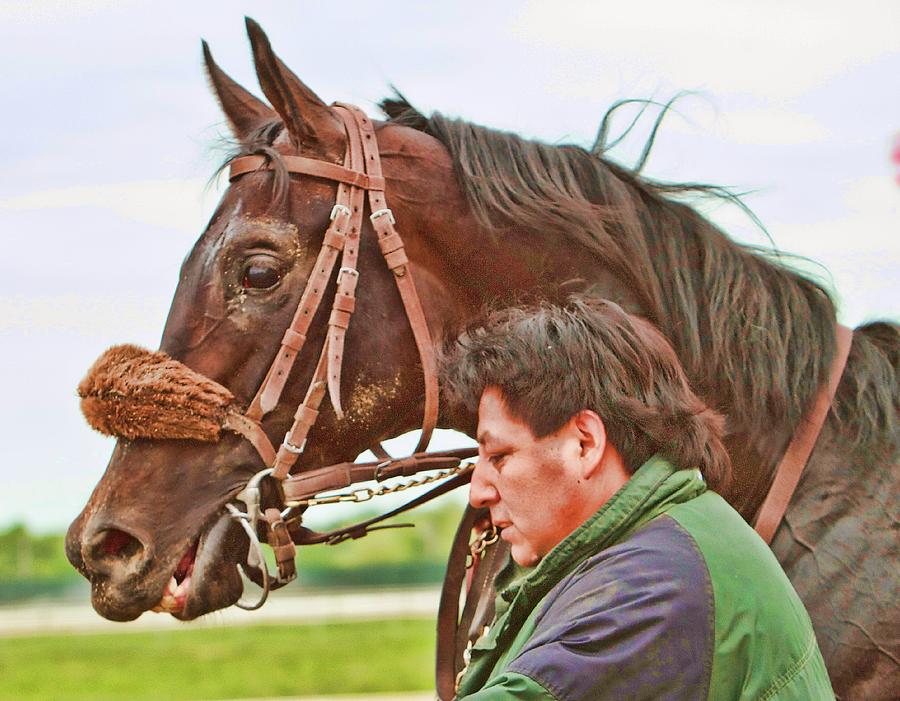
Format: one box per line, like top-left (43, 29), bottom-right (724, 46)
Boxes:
top-left (754, 324), bottom-right (853, 544)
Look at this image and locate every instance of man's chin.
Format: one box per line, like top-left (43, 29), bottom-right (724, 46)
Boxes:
top-left (503, 529), bottom-right (542, 568)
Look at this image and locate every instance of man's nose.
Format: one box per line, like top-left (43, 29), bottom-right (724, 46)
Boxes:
top-left (469, 458), bottom-right (499, 508)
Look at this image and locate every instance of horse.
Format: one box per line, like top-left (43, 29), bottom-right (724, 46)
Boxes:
top-left (65, 19), bottom-right (898, 700)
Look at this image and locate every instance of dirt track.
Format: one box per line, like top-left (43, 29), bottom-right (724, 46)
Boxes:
top-left (0, 586), bottom-right (441, 637)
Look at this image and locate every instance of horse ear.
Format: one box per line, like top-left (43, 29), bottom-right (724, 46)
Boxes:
top-left (244, 17), bottom-right (343, 157)
top-left (202, 40), bottom-right (275, 140)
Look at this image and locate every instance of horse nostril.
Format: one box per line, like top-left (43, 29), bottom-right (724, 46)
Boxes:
top-left (83, 526), bottom-right (147, 575)
top-left (101, 529), bottom-right (142, 558)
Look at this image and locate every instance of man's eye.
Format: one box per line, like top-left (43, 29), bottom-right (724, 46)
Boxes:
top-left (489, 454), bottom-right (507, 468)
top-left (241, 258), bottom-right (283, 290)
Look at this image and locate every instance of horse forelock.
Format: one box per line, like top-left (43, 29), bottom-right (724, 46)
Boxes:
top-left (380, 93), bottom-right (898, 455)
top-left (213, 119), bottom-right (291, 208)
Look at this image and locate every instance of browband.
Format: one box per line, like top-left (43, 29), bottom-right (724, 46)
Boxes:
top-left (229, 154), bottom-right (386, 190)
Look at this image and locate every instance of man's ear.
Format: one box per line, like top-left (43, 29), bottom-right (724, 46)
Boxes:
top-left (572, 410), bottom-right (607, 479)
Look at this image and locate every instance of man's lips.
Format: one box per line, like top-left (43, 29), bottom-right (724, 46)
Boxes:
top-left (492, 520), bottom-right (512, 540)
top-left (490, 516), bottom-right (512, 530)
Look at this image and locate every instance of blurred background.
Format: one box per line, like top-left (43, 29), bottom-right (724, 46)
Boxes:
top-left (0, 1), bottom-right (897, 699)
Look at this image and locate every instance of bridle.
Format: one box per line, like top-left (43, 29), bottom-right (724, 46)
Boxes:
top-left (224, 102), bottom-right (437, 467)
top-left (219, 102), bottom-right (476, 607)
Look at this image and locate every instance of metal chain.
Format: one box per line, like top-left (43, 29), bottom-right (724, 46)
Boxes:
top-left (289, 462), bottom-right (474, 507)
top-left (469, 524), bottom-right (500, 559)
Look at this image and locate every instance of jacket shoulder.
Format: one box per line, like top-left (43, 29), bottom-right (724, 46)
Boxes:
top-left (667, 492), bottom-right (835, 700)
top-left (506, 515), bottom-right (715, 701)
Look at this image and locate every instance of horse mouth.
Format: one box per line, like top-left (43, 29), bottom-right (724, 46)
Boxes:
top-left (152, 541), bottom-right (198, 614)
top-left (150, 510), bottom-right (247, 620)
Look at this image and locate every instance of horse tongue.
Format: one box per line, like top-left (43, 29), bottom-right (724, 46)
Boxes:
top-left (174, 542), bottom-right (198, 582)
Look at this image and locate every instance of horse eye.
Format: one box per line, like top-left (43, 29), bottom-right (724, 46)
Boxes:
top-left (241, 259), bottom-right (282, 290)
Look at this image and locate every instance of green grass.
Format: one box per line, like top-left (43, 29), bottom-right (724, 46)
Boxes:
top-left (0, 619), bottom-right (436, 700)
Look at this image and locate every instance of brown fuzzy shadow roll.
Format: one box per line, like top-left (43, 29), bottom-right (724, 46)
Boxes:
top-left (78, 344), bottom-right (235, 442)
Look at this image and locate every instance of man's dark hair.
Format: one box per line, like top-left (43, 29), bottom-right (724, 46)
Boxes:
top-left (441, 297), bottom-right (731, 491)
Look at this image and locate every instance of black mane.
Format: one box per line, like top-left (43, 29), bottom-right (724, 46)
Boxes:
top-left (379, 94), bottom-right (899, 457)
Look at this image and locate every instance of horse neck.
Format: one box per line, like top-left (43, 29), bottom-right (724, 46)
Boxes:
top-left (607, 184), bottom-right (844, 513)
top-left (426, 180), bottom-right (841, 517)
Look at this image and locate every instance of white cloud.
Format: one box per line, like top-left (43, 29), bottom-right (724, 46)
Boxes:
top-left (0, 0), bottom-right (118, 23)
top-left (513, 1), bottom-right (900, 98)
top-left (703, 176), bottom-right (899, 324)
top-left (0, 178), bottom-right (223, 236)
top-left (712, 108), bottom-right (830, 145)
top-left (772, 176), bottom-right (899, 254)
top-left (650, 102), bottom-right (832, 146)
top-left (0, 293), bottom-right (169, 338)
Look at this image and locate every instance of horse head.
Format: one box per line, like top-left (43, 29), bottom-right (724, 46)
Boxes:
top-left (65, 19), bottom-right (477, 621)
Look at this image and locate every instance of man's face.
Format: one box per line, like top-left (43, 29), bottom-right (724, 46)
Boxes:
top-left (471, 387), bottom-right (600, 567)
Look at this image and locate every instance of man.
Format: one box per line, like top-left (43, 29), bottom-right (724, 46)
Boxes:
top-left (441, 298), bottom-right (834, 700)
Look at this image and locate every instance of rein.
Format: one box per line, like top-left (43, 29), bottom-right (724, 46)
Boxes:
top-left (753, 323), bottom-right (854, 543)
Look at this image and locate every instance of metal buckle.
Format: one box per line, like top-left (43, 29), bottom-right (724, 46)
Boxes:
top-left (369, 208), bottom-right (395, 225)
top-left (330, 204), bottom-right (351, 221)
top-left (282, 433), bottom-right (306, 455)
top-left (235, 467), bottom-right (274, 537)
top-left (229, 465), bottom-right (287, 611)
top-left (373, 459), bottom-right (393, 481)
top-left (337, 266), bottom-right (359, 284)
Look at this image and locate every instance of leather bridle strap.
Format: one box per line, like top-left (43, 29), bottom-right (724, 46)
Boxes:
top-left (230, 154), bottom-right (385, 191)
top-left (325, 105), bottom-right (367, 419)
top-left (336, 102), bottom-right (440, 454)
top-left (234, 105), bottom-right (439, 473)
top-left (272, 346), bottom-right (330, 479)
top-left (436, 505), bottom-right (483, 701)
top-left (281, 448), bottom-right (477, 503)
top-left (245, 183), bottom-right (353, 420)
top-left (754, 324), bottom-right (854, 543)
top-left (288, 467), bottom-right (474, 546)
top-left (223, 411), bottom-right (277, 466)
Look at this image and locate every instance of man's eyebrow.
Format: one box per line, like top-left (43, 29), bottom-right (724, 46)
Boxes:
top-left (476, 430), bottom-right (494, 446)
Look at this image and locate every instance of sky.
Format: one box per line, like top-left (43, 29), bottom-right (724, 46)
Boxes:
top-left (1, 1), bottom-right (897, 532)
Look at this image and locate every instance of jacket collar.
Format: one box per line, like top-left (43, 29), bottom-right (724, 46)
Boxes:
top-left (457, 456), bottom-right (707, 697)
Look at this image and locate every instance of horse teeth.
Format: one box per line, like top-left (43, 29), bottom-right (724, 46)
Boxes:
top-left (166, 575), bottom-right (177, 595)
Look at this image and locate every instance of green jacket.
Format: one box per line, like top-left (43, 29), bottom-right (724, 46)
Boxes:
top-left (456, 456), bottom-right (835, 700)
